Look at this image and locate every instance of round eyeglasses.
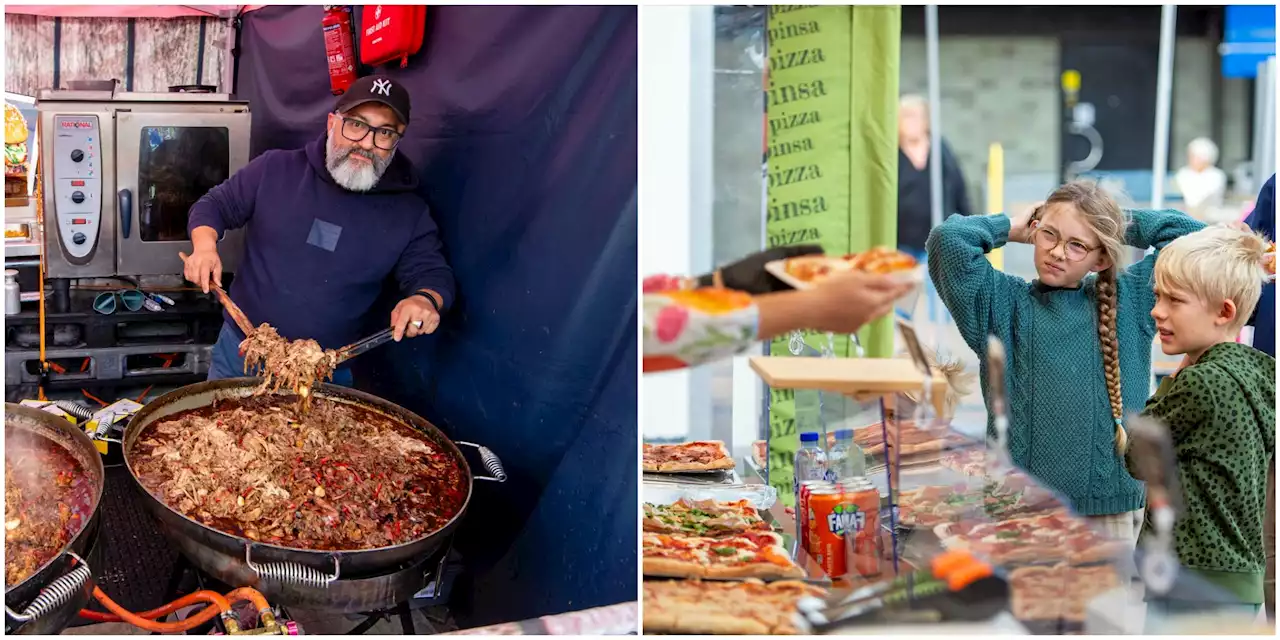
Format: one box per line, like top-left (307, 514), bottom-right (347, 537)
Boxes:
top-left (1033, 226), bottom-right (1100, 263)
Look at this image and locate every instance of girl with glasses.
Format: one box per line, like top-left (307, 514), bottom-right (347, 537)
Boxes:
top-left (926, 180), bottom-right (1204, 547)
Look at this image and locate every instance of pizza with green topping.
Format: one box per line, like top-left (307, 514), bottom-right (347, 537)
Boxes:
top-left (643, 498), bottom-right (771, 537)
top-left (897, 475), bottom-right (1063, 528)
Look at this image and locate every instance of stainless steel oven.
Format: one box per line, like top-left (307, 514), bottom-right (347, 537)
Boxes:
top-left (37, 89), bottom-right (251, 278)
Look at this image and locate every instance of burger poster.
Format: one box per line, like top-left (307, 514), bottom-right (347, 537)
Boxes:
top-left (5, 102), bottom-right (30, 178)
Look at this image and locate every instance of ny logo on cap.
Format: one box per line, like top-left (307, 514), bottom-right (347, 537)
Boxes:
top-left (372, 79), bottom-right (392, 96)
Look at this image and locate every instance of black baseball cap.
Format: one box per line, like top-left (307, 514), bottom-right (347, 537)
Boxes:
top-left (334, 76), bottom-right (411, 126)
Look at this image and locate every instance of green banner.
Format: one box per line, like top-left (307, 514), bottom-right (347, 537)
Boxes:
top-left (764, 5), bottom-right (900, 506)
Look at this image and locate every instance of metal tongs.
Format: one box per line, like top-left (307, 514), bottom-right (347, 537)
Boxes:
top-left (1125, 413), bottom-right (1183, 595)
top-left (797, 549), bottom-right (1004, 632)
top-left (985, 336), bottom-right (1013, 473)
top-left (335, 320), bottom-right (424, 364)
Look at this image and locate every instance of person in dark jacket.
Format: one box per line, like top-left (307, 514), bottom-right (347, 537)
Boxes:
top-left (184, 76), bottom-right (454, 385)
top-left (897, 94), bottom-right (972, 256)
top-left (1243, 173), bottom-right (1275, 622)
top-left (1244, 174), bottom-right (1274, 357)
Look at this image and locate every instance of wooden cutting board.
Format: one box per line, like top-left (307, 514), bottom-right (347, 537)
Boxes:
top-left (748, 356), bottom-right (948, 414)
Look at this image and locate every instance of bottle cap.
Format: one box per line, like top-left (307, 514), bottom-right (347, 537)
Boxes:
top-left (799, 432), bottom-right (819, 443)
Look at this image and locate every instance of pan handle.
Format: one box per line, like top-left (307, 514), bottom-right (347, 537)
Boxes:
top-left (456, 441), bottom-right (507, 482)
top-left (5, 551), bottom-right (92, 624)
top-left (245, 545), bottom-right (340, 589)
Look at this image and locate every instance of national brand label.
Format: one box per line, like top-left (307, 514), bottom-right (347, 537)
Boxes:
top-left (826, 502), bottom-right (865, 536)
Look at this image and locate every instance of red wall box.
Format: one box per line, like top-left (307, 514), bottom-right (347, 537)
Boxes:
top-left (360, 5), bottom-right (427, 68)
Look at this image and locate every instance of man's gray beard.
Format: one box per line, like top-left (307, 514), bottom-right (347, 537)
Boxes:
top-left (325, 131), bottom-right (394, 192)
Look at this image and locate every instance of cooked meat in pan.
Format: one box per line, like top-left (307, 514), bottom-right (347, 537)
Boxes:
top-left (133, 396), bottom-right (466, 551)
top-left (5, 432), bottom-right (95, 585)
top-left (239, 323), bottom-right (339, 409)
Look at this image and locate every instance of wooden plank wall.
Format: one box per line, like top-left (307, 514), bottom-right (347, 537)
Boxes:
top-left (5, 14), bottom-right (229, 96)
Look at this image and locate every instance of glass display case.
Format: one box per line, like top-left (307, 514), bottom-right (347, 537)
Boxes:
top-left (729, 331), bottom-right (1253, 635)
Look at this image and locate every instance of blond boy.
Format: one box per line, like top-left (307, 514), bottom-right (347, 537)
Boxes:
top-left (1129, 225), bottom-right (1275, 622)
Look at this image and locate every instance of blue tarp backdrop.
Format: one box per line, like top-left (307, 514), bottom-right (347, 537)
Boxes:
top-left (235, 5), bottom-right (638, 625)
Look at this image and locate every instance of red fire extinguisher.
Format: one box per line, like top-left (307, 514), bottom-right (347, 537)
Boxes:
top-left (322, 6), bottom-right (357, 95)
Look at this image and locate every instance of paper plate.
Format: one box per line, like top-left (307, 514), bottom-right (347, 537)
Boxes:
top-left (765, 259), bottom-right (925, 319)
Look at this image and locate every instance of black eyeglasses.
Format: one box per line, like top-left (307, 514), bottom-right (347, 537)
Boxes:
top-left (339, 117), bottom-right (403, 151)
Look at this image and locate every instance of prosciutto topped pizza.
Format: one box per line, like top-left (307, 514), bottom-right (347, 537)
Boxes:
top-left (643, 441), bottom-right (735, 472)
top-left (935, 512), bottom-right (1128, 566)
top-left (643, 499), bottom-right (770, 537)
top-left (897, 476), bottom-right (1064, 528)
top-left (643, 531), bottom-right (805, 580)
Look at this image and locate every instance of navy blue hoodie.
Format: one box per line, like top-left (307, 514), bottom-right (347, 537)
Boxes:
top-left (187, 134), bottom-right (455, 349)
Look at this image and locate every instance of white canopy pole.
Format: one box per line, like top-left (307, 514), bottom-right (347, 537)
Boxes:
top-left (1150, 5), bottom-right (1177, 210)
top-left (925, 5), bottom-right (943, 231)
top-left (925, 6), bottom-right (943, 329)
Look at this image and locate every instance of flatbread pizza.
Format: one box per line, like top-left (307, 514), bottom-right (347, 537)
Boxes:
top-left (1009, 563), bottom-right (1120, 622)
top-left (897, 477), bottom-right (1064, 528)
top-left (643, 440), bottom-right (735, 472)
top-left (934, 512), bottom-right (1128, 566)
top-left (643, 498), bottom-right (771, 537)
top-left (643, 531), bottom-right (805, 580)
top-left (643, 578), bottom-right (824, 635)
top-left (783, 247), bottom-right (918, 285)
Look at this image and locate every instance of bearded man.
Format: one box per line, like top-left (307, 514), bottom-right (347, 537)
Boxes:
top-left (185, 76), bottom-right (452, 385)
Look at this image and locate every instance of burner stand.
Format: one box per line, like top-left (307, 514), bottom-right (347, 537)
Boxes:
top-left (157, 542), bottom-right (462, 635)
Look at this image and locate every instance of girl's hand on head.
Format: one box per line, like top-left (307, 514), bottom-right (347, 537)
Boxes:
top-left (1007, 201), bottom-right (1045, 244)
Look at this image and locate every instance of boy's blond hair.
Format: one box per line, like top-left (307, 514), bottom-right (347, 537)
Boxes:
top-left (1153, 225), bottom-right (1270, 333)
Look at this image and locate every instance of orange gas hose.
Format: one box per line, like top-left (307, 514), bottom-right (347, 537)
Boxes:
top-left (80, 586), bottom-right (272, 632)
top-left (88, 586), bottom-right (232, 633)
top-left (227, 587), bottom-right (272, 613)
top-left (34, 119), bottom-right (47, 401)
top-left (78, 590), bottom-right (219, 623)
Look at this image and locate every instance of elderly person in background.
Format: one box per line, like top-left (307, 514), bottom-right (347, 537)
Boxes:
top-left (897, 94), bottom-right (972, 257)
top-left (1174, 137), bottom-right (1228, 219)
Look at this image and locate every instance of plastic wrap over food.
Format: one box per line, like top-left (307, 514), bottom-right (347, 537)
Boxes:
top-left (642, 481), bottom-right (777, 509)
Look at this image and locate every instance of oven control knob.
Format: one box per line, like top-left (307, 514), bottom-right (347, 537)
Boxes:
top-left (72, 232), bottom-right (86, 245)
top-left (71, 191), bottom-right (85, 204)
top-left (70, 149), bottom-right (85, 163)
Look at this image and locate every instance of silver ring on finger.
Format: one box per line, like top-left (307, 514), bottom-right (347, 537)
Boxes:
top-left (412, 320), bottom-right (423, 329)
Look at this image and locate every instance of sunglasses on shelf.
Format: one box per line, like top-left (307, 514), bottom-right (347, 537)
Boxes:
top-left (92, 289), bottom-right (150, 315)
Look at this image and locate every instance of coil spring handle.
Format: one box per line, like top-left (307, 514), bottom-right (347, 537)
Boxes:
top-left (456, 441), bottom-right (507, 482)
top-left (5, 552), bottom-right (91, 623)
top-left (245, 546), bottom-right (340, 589)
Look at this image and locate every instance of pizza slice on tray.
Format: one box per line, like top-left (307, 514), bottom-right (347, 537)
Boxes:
top-left (783, 247), bottom-right (917, 285)
top-left (643, 498), bottom-right (771, 537)
top-left (643, 441), bottom-right (735, 473)
top-left (850, 421), bottom-right (956, 457)
top-left (897, 478), bottom-right (1066, 528)
top-left (935, 512), bottom-right (1128, 566)
top-left (643, 578), bottom-right (825, 635)
top-left (1008, 563), bottom-right (1120, 623)
top-left (643, 531), bottom-right (805, 580)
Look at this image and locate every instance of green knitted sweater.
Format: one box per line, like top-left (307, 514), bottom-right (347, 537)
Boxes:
top-left (1131, 342), bottom-right (1276, 604)
top-left (926, 210), bottom-right (1205, 516)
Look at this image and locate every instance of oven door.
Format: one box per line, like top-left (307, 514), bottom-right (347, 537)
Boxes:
top-left (114, 111), bottom-right (251, 276)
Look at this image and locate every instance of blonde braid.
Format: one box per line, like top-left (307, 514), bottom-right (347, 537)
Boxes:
top-left (1095, 266), bottom-right (1126, 456)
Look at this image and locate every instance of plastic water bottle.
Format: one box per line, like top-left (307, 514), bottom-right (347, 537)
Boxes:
top-left (824, 428), bottom-right (866, 482)
top-left (793, 432), bottom-right (827, 499)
